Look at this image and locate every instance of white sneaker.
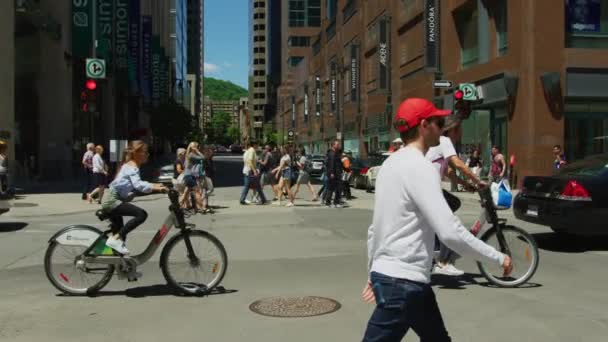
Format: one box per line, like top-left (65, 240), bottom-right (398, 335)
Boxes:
top-left (106, 236), bottom-right (130, 255)
top-left (432, 264), bottom-right (464, 276)
top-left (244, 199), bottom-right (252, 204)
top-left (286, 202), bottom-right (294, 207)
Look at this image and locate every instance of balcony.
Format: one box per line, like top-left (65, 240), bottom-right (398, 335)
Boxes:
top-left (343, 0), bottom-right (358, 23)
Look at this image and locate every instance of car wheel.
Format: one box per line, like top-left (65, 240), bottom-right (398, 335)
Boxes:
top-left (366, 179), bottom-right (373, 193)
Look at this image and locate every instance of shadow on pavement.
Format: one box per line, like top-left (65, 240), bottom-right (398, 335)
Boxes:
top-left (533, 232), bottom-right (608, 253)
top-left (60, 285), bottom-right (238, 298)
top-left (0, 222), bottom-right (29, 233)
top-left (432, 273), bottom-right (543, 290)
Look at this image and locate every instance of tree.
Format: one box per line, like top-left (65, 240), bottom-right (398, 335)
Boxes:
top-left (227, 125), bottom-right (240, 145)
top-left (263, 126), bottom-right (278, 145)
top-left (208, 111), bottom-right (233, 146)
top-left (149, 99), bottom-right (197, 145)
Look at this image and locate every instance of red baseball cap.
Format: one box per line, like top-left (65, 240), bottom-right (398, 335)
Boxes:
top-left (393, 98), bottom-right (452, 133)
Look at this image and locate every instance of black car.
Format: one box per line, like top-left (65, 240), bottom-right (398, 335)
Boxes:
top-left (348, 158), bottom-right (371, 189)
top-left (513, 154), bottom-right (608, 236)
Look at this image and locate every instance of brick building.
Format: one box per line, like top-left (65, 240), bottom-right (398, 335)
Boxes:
top-left (275, 0), bottom-right (608, 185)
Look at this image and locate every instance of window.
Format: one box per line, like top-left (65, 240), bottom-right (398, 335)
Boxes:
top-left (289, 0), bottom-right (306, 27)
top-left (288, 36), bottom-right (310, 47)
top-left (254, 93), bottom-right (266, 99)
top-left (455, 3), bottom-right (479, 69)
top-left (253, 12), bottom-right (266, 20)
top-left (327, 0), bottom-right (338, 20)
top-left (343, 0), bottom-right (357, 23)
top-left (254, 70), bottom-right (265, 76)
top-left (254, 36), bottom-right (266, 42)
top-left (308, 0), bottom-right (321, 27)
top-left (253, 47), bottom-right (266, 53)
top-left (288, 56), bottom-right (304, 67)
top-left (254, 1), bottom-right (265, 8)
top-left (253, 58), bottom-right (266, 65)
top-left (565, 0), bottom-right (608, 48)
top-left (254, 24), bottom-right (266, 31)
top-left (494, 0), bottom-right (508, 55)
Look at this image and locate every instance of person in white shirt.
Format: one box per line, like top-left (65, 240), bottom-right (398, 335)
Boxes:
top-left (87, 145), bottom-right (109, 204)
top-left (362, 98), bottom-right (512, 341)
top-left (427, 115), bottom-right (488, 276)
top-left (240, 140), bottom-right (267, 205)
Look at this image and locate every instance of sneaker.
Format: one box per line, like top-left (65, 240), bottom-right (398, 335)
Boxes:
top-left (240, 201), bottom-right (249, 205)
top-left (432, 264), bottom-right (464, 276)
top-left (106, 236), bottom-right (130, 255)
top-left (245, 199), bottom-right (252, 204)
top-left (286, 202), bottom-right (294, 207)
top-left (333, 204), bottom-right (344, 209)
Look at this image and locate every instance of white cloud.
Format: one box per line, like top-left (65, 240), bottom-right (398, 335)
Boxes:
top-left (204, 62), bottom-right (221, 74)
top-left (223, 62), bottom-right (233, 68)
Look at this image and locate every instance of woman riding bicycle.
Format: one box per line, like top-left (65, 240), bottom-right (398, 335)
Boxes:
top-left (101, 140), bottom-right (166, 255)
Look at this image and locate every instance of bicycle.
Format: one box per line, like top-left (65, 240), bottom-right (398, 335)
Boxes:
top-left (44, 190), bottom-right (228, 296)
top-left (471, 187), bottom-right (539, 287)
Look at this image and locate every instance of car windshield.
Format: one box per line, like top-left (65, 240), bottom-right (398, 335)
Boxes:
top-left (558, 154), bottom-right (608, 177)
top-left (368, 154), bottom-right (388, 167)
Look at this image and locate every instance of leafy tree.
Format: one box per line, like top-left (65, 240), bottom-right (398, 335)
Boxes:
top-left (149, 99), bottom-right (197, 145)
top-left (227, 125), bottom-right (240, 145)
top-left (204, 77), bottom-right (248, 101)
top-left (207, 111), bottom-right (232, 145)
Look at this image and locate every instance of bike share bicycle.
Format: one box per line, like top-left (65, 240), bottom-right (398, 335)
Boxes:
top-left (472, 187), bottom-right (539, 287)
top-left (44, 190), bottom-right (228, 296)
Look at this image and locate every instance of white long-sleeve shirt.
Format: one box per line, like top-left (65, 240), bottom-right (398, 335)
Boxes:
top-left (92, 154), bottom-right (106, 174)
top-left (367, 146), bottom-right (504, 284)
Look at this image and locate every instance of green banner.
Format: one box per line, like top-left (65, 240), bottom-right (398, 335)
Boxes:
top-left (97, 0), bottom-right (114, 68)
top-left (151, 36), bottom-right (161, 107)
top-left (114, 0), bottom-right (129, 73)
top-left (72, 0), bottom-right (93, 57)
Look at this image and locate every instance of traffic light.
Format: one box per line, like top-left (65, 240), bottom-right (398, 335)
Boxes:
top-left (80, 79), bottom-right (98, 113)
top-left (453, 89), bottom-right (471, 120)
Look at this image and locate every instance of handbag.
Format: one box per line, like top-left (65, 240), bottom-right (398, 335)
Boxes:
top-left (442, 190), bottom-right (462, 212)
top-left (491, 179), bottom-right (513, 209)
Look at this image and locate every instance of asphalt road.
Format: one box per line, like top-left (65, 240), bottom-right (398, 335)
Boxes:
top-left (1, 157), bottom-right (608, 341)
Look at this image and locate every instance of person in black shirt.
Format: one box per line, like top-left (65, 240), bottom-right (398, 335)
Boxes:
top-left (325, 139), bottom-right (344, 208)
top-left (466, 148), bottom-right (483, 178)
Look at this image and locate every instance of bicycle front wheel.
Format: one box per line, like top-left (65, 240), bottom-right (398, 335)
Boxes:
top-left (160, 230), bottom-right (228, 295)
top-left (477, 225), bottom-right (539, 288)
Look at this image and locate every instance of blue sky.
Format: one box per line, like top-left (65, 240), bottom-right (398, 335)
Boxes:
top-left (204, 0), bottom-right (249, 88)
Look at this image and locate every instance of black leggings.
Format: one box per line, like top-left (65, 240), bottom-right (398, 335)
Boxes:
top-left (108, 202), bottom-right (148, 241)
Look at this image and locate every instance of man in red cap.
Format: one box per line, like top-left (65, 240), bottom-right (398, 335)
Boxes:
top-left (362, 98), bottom-right (512, 341)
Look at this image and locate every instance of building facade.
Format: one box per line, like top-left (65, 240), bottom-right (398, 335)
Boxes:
top-left (275, 0), bottom-right (608, 186)
top-left (187, 0), bottom-right (204, 127)
top-left (202, 98), bottom-right (242, 131)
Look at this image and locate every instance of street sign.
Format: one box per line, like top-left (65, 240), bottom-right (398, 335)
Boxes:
top-left (86, 58), bottom-right (106, 79)
top-left (337, 132), bottom-right (342, 140)
top-left (288, 130), bottom-right (294, 141)
top-left (433, 80), bottom-right (453, 88)
top-left (459, 83), bottom-right (477, 100)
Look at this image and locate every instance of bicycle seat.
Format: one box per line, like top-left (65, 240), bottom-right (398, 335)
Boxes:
top-left (95, 209), bottom-right (112, 221)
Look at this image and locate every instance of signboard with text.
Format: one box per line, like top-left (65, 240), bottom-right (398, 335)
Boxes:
top-left (424, 0), bottom-right (440, 71)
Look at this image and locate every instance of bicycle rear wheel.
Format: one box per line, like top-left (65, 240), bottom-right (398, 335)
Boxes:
top-left (44, 227), bottom-right (115, 295)
top-left (477, 225), bottom-right (539, 288)
top-left (160, 230), bottom-right (227, 295)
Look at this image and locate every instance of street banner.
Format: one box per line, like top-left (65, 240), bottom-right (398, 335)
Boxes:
top-left (292, 96), bottom-right (296, 128)
top-left (72, 0), bottom-right (93, 57)
top-left (304, 85), bottom-right (309, 120)
top-left (141, 16), bottom-right (152, 104)
top-left (424, 0), bottom-right (440, 71)
top-left (151, 35), bottom-right (161, 107)
top-left (378, 17), bottom-right (390, 90)
top-left (330, 62), bottom-right (337, 115)
top-left (114, 0), bottom-right (129, 74)
top-left (128, 0), bottom-right (140, 94)
top-left (96, 0), bottom-right (114, 68)
top-left (315, 76), bottom-right (321, 117)
top-left (350, 44), bottom-right (359, 103)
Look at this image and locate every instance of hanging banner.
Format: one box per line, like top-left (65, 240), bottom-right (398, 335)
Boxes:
top-left (378, 18), bottom-right (390, 90)
top-left (141, 16), bottom-right (152, 104)
top-left (159, 50), bottom-right (169, 104)
top-left (291, 96), bottom-right (296, 128)
top-left (72, 0), bottom-right (93, 57)
top-left (304, 85), bottom-right (309, 120)
top-left (330, 62), bottom-right (337, 114)
top-left (97, 0), bottom-right (114, 67)
top-left (424, 0), bottom-right (440, 71)
top-left (151, 36), bottom-right (161, 107)
top-left (115, 0), bottom-right (129, 88)
top-left (315, 76), bottom-right (321, 117)
top-left (128, 0), bottom-right (140, 94)
top-left (350, 44), bottom-right (359, 103)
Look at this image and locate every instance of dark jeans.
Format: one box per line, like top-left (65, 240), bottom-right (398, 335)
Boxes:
top-left (342, 180), bottom-right (351, 199)
top-left (363, 272), bottom-right (452, 342)
top-left (108, 202), bottom-right (148, 241)
top-left (324, 177), bottom-right (341, 206)
top-left (0, 175), bottom-right (7, 193)
top-left (240, 174), bottom-right (266, 204)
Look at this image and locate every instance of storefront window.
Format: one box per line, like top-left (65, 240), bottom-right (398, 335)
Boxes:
top-left (455, 4), bottom-right (479, 69)
top-left (461, 110), bottom-right (491, 177)
top-left (495, 0), bottom-right (508, 56)
top-left (566, 111), bottom-right (608, 161)
top-left (565, 0), bottom-right (608, 48)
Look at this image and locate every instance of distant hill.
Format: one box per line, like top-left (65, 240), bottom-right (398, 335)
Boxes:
top-left (204, 77), bottom-right (248, 101)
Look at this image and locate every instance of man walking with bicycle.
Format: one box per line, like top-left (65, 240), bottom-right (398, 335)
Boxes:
top-left (362, 98), bottom-right (512, 341)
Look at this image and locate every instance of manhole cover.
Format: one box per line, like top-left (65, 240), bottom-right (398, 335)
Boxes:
top-left (250, 296), bottom-right (341, 318)
top-left (12, 203), bottom-right (38, 208)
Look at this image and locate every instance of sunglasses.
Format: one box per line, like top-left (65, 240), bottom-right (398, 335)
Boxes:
top-left (426, 116), bottom-right (446, 129)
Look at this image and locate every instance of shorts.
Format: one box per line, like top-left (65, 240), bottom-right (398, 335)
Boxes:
top-left (93, 173), bottom-right (106, 187)
top-left (297, 171), bottom-right (310, 185)
top-left (282, 169), bottom-right (292, 183)
top-left (184, 175), bottom-right (198, 188)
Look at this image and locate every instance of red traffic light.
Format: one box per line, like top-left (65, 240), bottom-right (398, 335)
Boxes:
top-left (85, 79), bottom-right (97, 91)
top-left (454, 90), bottom-right (464, 100)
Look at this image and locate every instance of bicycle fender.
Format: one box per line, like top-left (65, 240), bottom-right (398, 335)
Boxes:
top-left (48, 225), bottom-right (103, 247)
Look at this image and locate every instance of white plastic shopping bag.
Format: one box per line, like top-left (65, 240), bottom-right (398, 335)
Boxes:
top-left (491, 179), bottom-right (513, 209)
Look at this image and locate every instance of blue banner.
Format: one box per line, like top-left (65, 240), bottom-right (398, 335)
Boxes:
top-left (128, 0), bottom-right (140, 94)
top-left (566, 0), bottom-right (601, 33)
top-left (141, 16), bottom-right (152, 104)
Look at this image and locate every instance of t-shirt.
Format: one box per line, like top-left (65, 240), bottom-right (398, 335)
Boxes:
top-left (242, 147), bottom-right (257, 175)
top-left (425, 136), bottom-right (457, 178)
top-left (298, 155), bottom-right (308, 172)
top-left (92, 154), bottom-right (106, 173)
top-left (82, 151), bottom-right (94, 170)
top-left (367, 146), bottom-right (504, 284)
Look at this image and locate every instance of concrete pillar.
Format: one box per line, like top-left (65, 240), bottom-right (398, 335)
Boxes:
top-left (0, 2), bottom-right (15, 179)
top-left (37, 0), bottom-right (73, 180)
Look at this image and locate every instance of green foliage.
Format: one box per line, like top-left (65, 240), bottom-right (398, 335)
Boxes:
top-left (263, 126), bottom-right (278, 145)
top-left (204, 77), bottom-right (248, 101)
top-left (227, 126), bottom-right (240, 144)
top-left (207, 111), bottom-right (233, 146)
top-left (149, 100), bottom-right (198, 144)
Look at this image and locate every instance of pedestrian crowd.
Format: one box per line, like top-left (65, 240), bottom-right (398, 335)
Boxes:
top-left (238, 139), bottom-right (355, 208)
